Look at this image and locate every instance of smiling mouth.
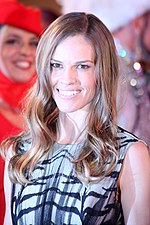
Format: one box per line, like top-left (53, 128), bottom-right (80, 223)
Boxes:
top-left (57, 89), bottom-right (81, 97)
top-left (15, 61), bottom-right (31, 69)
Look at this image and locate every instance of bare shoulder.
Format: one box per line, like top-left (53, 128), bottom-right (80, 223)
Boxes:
top-left (120, 141), bottom-right (150, 187)
top-left (127, 140), bottom-right (149, 154)
top-left (125, 141), bottom-right (149, 169)
top-left (119, 141), bottom-right (150, 225)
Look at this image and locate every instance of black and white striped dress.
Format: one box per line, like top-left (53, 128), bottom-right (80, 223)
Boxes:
top-left (11, 127), bottom-right (139, 225)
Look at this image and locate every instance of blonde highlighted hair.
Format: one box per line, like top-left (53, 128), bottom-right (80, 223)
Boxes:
top-left (1, 12), bottom-right (119, 184)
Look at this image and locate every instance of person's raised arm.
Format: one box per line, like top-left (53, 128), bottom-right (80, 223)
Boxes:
top-left (4, 158), bottom-right (12, 225)
top-left (119, 141), bottom-right (150, 225)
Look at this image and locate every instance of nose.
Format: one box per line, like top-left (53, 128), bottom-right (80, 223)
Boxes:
top-left (20, 43), bottom-right (34, 56)
top-left (61, 67), bottom-right (77, 85)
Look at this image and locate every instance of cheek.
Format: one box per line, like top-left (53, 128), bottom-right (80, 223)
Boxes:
top-left (85, 79), bottom-right (96, 98)
top-left (86, 75), bottom-right (96, 90)
top-left (0, 49), bottom-right (8, 69)
top-left (31, 48), bottom-right (37, 57)
top-left (49, 74), bottom-right (54, 86)
top-left (90, 83), bottom-right (96, 98)
top-left (50, 71), bottom-right (59, 85)
top-left (49, 75), bottom-right (56, 95)
top-left (1, 47), bottom-right (14, 61)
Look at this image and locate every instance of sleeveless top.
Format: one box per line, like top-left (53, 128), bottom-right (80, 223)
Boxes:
top-left (11, 127), bottom-right (140, 225)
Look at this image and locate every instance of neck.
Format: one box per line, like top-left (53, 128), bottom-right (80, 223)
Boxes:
top-left (57, 110), bottom-right (89, 144)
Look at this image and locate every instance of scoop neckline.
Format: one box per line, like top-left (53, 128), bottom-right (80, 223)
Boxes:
top-left (55, 141), bottom-right (84, 147)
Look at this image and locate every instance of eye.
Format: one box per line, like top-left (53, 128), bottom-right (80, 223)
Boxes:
top-left (50, 62), bottom-right (63, 69)
top-left (5, 39), bottom-right (19, 45)
top-left (30, 40), bottom-right (39, 47)
top-left (77, 64), bottom-right (90, 69)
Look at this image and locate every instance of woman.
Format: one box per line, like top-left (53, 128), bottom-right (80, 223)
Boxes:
top-left (0, 1), bottom-right (43, 224)
top-left (2, 12), bottom-right (150, 225)
top-left (58, 0), bottom-right (150, 147)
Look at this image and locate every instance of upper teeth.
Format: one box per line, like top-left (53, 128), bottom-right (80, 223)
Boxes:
top-left (59, 90), bottom-right (80, 96)
top-left (16, 62), bottom-right (30, 68)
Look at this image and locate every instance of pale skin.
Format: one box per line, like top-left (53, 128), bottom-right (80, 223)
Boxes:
top-left (4, 35), bottom-right (150, 224)
top-left (0, 25), bottom-right (39, 129)
top-left (0, 25), bottom-right (38, 83)
top-left (119, 141), bottom-right (150, 225)
top-left (50, 35), bottom-right (96, 144)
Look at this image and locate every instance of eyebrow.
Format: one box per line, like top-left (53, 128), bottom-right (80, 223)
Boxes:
top-left (6, 34), bottom-right (38, 40)
top-left (51, 59), bottom-right (62, 63)
top-left (5, 34), bottom-right (20, 39)
top-left (51, 59), bottom-right (94, 64)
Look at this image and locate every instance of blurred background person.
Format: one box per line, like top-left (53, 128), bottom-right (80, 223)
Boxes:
top-left (19, 0), bottom-right (60, 30)
top-left (0, 0), bottom-right (43, 223)
top-left (41, 8), bottom-right (58, 29)
top-left (58, 0), bottom-right (150, 147)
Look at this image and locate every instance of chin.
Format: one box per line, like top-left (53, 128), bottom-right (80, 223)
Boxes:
top-left (13, 75), bottom-right (33, 83)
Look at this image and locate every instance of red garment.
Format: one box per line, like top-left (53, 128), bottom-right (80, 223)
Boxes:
top-left (0, 70), bottom-right (36, 225)
top-left (0, 1), bottom-right (43, 36)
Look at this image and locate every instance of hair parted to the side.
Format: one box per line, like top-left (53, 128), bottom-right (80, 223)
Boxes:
top-left (1, 12), bottom-right (119, 184)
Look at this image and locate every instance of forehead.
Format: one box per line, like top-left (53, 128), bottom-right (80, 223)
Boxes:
top-left (0, 25), bottom-right (37, 39)
top-left (52, 35), bottom-right (95, 61)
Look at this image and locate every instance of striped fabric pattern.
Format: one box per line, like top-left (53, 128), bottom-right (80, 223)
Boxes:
top-left (11, 127), bottom-right (139, 225)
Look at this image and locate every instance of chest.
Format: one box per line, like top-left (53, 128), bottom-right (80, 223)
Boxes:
top-left (12, 147), bottom-right (122, 225)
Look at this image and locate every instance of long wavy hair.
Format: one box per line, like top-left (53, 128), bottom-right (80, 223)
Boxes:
top-left (1, 12), bottom-right (119, 184)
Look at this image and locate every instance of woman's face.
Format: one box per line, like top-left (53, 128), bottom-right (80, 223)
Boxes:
top-left (50, 35), bottom-right (96, 113)
top-left (0, 25), bottom-right (39, 83)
